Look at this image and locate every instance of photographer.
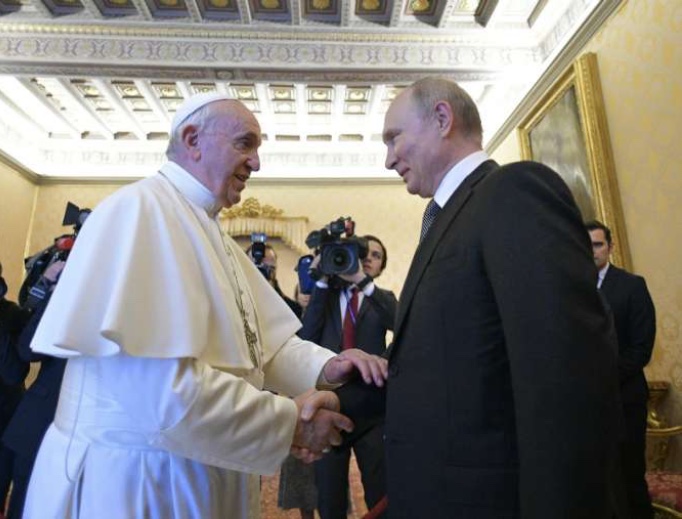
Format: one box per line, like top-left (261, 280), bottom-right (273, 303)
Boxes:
top-left (2, 260), bottom-right (67, 519)
top-left (0, 262), bottom-right (30, 514)
top-left (246, 240), bottom-right (302, 318)
top-left (299, 232), bottom-right (397, 519)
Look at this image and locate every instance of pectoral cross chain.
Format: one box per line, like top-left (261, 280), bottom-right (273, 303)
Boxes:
top-left (239, 305), bottom-right (259, 367)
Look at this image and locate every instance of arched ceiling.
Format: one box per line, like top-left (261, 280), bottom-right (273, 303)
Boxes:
top-left (0, 0), bottom-right (620, 181)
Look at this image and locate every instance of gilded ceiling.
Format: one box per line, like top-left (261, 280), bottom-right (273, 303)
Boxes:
top-left (0, 0), bottom-right (622, 180)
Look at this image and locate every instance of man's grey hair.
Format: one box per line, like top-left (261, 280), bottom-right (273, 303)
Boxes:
top-left (408, 77), bottom-right (483, 143)
top-left (165, 103), bottom-right (216, 160)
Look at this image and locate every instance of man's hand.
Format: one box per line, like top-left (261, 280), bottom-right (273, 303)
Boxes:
top-left (43, 260), bottom-right (66, 283)
top-left (323, 349), bottom-right (388, 387)
top-left (291, 390), bottom-right (354, 463)
top-left (338, 260), bottom-right (365, 285)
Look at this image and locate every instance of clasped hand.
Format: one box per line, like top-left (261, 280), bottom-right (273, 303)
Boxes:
top-left (290, 351), bottom-right (388, 463)
top-left (291, 389), bottom-right (352, 463)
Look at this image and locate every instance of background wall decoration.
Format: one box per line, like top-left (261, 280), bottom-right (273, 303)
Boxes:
top-left (517, 52), bottom-right (631, 269)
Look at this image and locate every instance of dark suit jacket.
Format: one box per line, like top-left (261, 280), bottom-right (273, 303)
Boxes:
top-left (3, 297), bottom-right (66, 460)
top-left (299, 283), bottom-right (397, 357)
top-left (382, 160), bottom-right (621, 518)
top-left (0, 298), bottom-right (30, 433)
top-left (300, 282), bottom-right (396, 443)
top-left (600, 264), bottom-right (656, 404)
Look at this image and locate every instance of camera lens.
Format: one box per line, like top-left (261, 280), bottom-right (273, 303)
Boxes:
top-left (331, 249), bottom-right (350, 269)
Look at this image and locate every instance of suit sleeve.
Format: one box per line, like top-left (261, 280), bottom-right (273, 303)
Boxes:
top-left (618, 276), bottom-right (656, 382)
top-left (480, 164), bottom-right (620, 517)
top-left (0, 300), bottom-right (30, 385)
top-left (17, 295), bottom-right (54, 363)
top-left (364, 287), bottom-right (398, 331)
top-left (298, 285), bottom-right (330, 342)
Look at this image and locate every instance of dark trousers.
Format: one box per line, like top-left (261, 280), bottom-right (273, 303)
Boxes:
top-left (315, 424), bottom-right (385, 519)
top-left (0, 445), bottom-right (14, 513)
top-left (5, 451), bottom-right (31, 519)
top-left (620, 402), bottom-right (653, 519)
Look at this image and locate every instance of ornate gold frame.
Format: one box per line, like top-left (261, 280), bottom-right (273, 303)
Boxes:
top-left (517, 52), bottom-right (630, 269)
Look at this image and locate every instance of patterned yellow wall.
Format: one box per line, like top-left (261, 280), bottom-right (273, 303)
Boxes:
top-left (0, 164), bottom-right (36, 299)
top-left (492, 0), bottom-right (682, 458)
top-left (589, 0), bottom-right (682, 440)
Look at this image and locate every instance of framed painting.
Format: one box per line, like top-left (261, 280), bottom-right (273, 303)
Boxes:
top-left (517, 52), bottom-right (631, 269)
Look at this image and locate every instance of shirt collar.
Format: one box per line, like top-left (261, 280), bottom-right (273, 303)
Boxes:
top-left (160, 161), bottom-right (223, 218)
top-left (597, 262), bottom-right (611, 288)
top-left (433, 150), bottom-right (490, 209)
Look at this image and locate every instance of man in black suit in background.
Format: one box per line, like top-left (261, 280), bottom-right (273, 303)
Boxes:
top-left (2, 260), bottom-right (67, 519)
top-left (0, 262), bottom-right (30, 514)
top-left (587, 220), bottom-right (656, 519)
top-left (376, 77), bottom-right (621, 518)
top-left (299, 235), bottom-right (397, 519)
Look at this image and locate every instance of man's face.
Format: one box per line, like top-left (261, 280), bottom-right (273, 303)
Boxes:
top-left (200, 102), bottom-right (262, 208)
top-left (382, 91), bottom-right (441, 198)
top-left (362, 239), bottom-right (385, 278)
top-left (262, 247), bottom-right (278, 282)
top-left (589, 229), bottom-right (612, 270)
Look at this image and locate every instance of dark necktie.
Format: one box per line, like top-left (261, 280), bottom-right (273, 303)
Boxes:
top-left (341, 288), bottom-right (359, 350)
top-left (420, 199), bottom-right (441, 242)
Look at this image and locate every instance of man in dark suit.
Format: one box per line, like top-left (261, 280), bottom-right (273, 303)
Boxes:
top-left (0, 262), bottom-right (30, 514)
top-left (299, 235), bottom-right (397, 519)
top-left (587, 219), bottom-right (656, 519)
top-left (3, 260), bottom-right (67, 519)
top-left (378, 77), bottom-right (621, 518)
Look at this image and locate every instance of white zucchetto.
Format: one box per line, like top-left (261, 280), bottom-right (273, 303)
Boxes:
top-left (171, 93), bottom-right (234, 133)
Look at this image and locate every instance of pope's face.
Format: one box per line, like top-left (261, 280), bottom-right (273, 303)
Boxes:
top-left (201, 102), bottom-right (262, 208)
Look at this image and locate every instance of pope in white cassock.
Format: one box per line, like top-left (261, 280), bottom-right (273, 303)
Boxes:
top-left (23, 93), bottom-right (388, 519)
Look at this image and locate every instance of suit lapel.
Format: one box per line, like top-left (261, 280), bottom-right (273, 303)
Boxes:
top-left (392, 160), bottom-right (498, 353)
top-left (331, 292), bottom-right (343, 342)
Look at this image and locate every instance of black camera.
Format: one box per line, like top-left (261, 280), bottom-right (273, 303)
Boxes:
top-left (305, 217), bottom-right (368, 277)
top-left (249, 232), bottom-right (272, 280)
top-left (19, 202), bottom-right (91, 310)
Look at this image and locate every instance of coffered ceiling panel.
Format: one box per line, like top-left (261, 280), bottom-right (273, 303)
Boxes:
top-left (0, 0), bottom-right (621, 180)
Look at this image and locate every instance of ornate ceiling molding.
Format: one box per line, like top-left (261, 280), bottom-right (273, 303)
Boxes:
top-left (0, 33), bottom-right (540, 74)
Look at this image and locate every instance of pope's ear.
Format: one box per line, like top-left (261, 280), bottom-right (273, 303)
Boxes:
top-left (181, 125), bottom-right (199, 148)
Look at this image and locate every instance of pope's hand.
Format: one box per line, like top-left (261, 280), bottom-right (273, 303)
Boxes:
top-left (322, 349), bottom-right (388, 387)
top-left (291, 390), bottom-right (354, 463)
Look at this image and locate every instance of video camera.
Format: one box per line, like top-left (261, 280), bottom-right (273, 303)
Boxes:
top-left (19, 202), bottom-right (91, 310)
top-left (305, 217), bottom-right (368, 278)
top-left (249, 232), bottom-right (272, 281)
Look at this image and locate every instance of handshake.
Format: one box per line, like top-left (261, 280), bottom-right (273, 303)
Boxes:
top-left (290, 348), bottom-right (388, 463)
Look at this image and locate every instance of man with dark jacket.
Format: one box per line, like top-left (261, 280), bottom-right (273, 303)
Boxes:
top-left (2, 260), bottom-right (67, 519)
top-left (324, 77), bottom-right (621, 518)
top-left (588, 220), bottom-right (656, 519)
top-left (299, 234), bottom-right (396, 519)
top-left (0, 262), bottom-right (30, 514)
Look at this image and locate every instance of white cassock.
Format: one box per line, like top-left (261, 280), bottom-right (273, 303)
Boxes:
top-left (23, 162), bottom-right (335, 519)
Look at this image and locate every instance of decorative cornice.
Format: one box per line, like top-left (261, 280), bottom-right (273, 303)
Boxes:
top-left (0, 35), bottom-right (538, 73)
top-left (487, 0), bottom-right (623, 153)
top-left (0, 22), bottom-right (518, 44)
top-left (0, 149), bottom-right (39, 183)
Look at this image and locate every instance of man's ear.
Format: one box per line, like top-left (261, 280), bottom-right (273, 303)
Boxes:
top-left (182, 125), bottom-right (199, 148)
top-left (434, 100), bottom-right (454, 136)
top-left (180, 124), bottom-right (202, 159)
